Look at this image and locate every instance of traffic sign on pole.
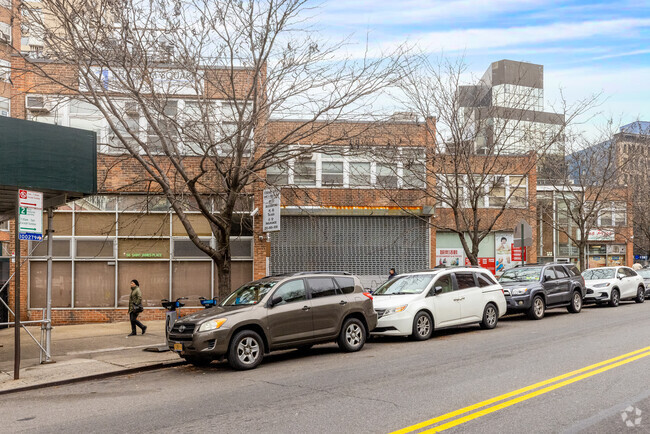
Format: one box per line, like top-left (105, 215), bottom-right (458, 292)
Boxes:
top-left (17, 189), bottom-right (43, 241)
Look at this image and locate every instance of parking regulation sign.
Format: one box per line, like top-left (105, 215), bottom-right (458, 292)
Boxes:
top-left (17, 189), bottom-right (43, 241)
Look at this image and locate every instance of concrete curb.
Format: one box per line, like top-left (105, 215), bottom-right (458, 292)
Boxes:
top-left (0, 360), bottom-right (187, 396)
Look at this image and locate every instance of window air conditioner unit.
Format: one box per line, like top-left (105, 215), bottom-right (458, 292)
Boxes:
top-left (26, 95), bottom-right (50, 113)
top-left (0, 110), bottom-right (8, 117)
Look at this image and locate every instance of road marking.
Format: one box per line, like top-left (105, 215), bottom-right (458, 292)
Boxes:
top-left (392, 345), bottom-right (650, 434)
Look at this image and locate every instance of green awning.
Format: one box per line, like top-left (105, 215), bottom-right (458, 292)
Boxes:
top-left (0, 117), bottom-right (97, 220)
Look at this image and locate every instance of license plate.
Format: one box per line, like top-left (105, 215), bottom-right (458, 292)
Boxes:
top-left (173, 343), bottom-right (183, 352)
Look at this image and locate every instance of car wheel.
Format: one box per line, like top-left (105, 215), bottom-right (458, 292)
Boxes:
top-left (479, 303), bottom-right (498, 329)
top-left (411, 311), bottom-right (434, 340)
top-left (609, 289), bottom-right (620, 307)
top-left (567, 291), bottom-right (583, 313)
top-left (527, 295), bottom-right (545, 320)
top-left (337, 317), bottom-right (366, 352)
top-left (635, 286), bottom-right (645, 304)
top-left (183, 355), bottom-right (213, 367)
top-left (228, 330), bottom-right (264, 370)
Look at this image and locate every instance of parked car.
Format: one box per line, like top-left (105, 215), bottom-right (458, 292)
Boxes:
top-left (499, 263), bottom-right (586, 320)
top-left (636, 268), bottom-right (650, 298)
top-left (371, 267), bottom-right (507, 340)
top-left (167, 272), bottom-right (377, 370)
top-left (582, 266), bottom-right (646, 307)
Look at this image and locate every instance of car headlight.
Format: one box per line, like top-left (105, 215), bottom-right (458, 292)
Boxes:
top-left (383, 305), bottom-right (408, 316)
top-left (593, 283), bottom-right (611, 288)
top-left (198, 318), bottom-right (227, 332)
top-left (511, 288), bottom-right (529, 296)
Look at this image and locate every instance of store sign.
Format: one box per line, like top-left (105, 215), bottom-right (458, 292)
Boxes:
top-left (17, 189), bottom-right (43, 241)
top-left (588, 229), bottom-right (615, 241)
top-left (635, 255), bottom-right (648, 261)
top-left (436, 248), bottom-right (464, 267)
top-left (263, 189), bottom-right (281, 232)
top-left (511, 246), bottom-right (527, 262)
top-left (465, 257), bottom-right (496, 275)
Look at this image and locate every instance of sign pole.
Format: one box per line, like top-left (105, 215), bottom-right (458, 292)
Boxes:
top-left (521, 223), bottom-right (525, 267)
top-left (14, 199), bottom-right (20, 380)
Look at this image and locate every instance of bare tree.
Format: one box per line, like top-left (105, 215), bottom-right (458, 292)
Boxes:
top-left (14, 0), bottom-right (409, 297)
top-left (541, 122), bottom-right (629, 270)
top-left (381, 57), bottom-right (590, 265)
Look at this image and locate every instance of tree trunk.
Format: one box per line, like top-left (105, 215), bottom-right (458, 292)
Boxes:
top-left (214, 227), bottom-right (232, 300)
top-left (578, 242), bottom-right (587, 272)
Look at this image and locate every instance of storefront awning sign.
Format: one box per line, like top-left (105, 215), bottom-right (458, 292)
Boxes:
top-left (588, 229), bottom-right (615, 241)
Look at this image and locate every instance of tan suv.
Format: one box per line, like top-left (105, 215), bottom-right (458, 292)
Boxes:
top-left (167, 272), bottom-right (377, 370)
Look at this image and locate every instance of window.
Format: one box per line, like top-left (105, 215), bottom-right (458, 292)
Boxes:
top-left (0, 59), bottom-right (10, 83)
top-left (553, 266), bottom-right (569, 279)
top-left (566, 265), bottom-right (581, 277)
top-left (455, 272), bottom-right (477, 290)
top-left (433, 274), bottom-right (453, 293)
top-left (0, 97), bottom-right (9, 117)
top-left (400, 148), bottom-right (426, 188)
top-left (68, 100), bottom-right (106, 143)
top-left (30, 240), bottom-right (71, 257)
top-left (0, 220), bottom-right (8, 231)
top-left (267, 163), bottom-right (289, 185)
top-left (173, 239), bottom-right (209, 258)
top-left (376, 164), bottom-right (398, 188)
top-left (0, 0), bottom-right (11, 9)
top-left (219, 101), bottom-right (254, 156)
top-left (476, 272), bottom-right (497, 287)
top-left (147, 101), bottom-right (178, 154)
top-left (349, 162), bottom-right (371, 187)
top-left (273, 279), bottom-right (307, 305)
top-left (0, 22), bottom-right (11, 44)
top-left (335, 277), bottom-right (355, 294)
top-left (76, 240), bottom-right (114, 258)
top-left (489, 176), bottom-right (507, 208)
top-left (543, 268), bottom-right (556, 281)
top-left (322, 161), bottom-right (344, 186)
top-left (622, 268), bottom-right (637, 277)
top-left (598, 202), bottom-right (627, 227)
top-left (294, 158), bottom-right (316, 186)
top-left (509, 176), bottom-right (527, 207)
top-left (307, 277), bottom-right (338, 298)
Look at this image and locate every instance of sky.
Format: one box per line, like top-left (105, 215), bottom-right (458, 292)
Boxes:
top-left (308, 0), bottom-right (650, 129)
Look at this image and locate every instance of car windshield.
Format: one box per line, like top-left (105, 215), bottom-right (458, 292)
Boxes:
top-left (499, 267), bottom-right (543, 282)
top-left (220, 280), bottom-right (279, 306)
top-left (637, 269), bottom-right (650, 278)
top-left (583, 269), bottom-right (615, 280)
top-left (373, 274), bottom-right (434, 295)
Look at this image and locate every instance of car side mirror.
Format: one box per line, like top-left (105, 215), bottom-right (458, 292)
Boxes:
top-left (269, 296), bottom-right (283, 307)
top-left (618, 275), bottom-right (624, 280)
top-left (434, 286), bottom-right (443, 295)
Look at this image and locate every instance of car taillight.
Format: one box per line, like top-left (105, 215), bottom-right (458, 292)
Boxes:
top-left (363, 292), bottom-right (373, 300)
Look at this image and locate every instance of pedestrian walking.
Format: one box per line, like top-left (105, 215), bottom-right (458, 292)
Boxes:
top-left (388, 268), bottom-right (398, 280)
top-left (128, 279), bottom-right (147, 336)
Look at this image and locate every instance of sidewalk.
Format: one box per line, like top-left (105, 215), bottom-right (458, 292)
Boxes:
top-left (0, 320), bottom-right (183, 394)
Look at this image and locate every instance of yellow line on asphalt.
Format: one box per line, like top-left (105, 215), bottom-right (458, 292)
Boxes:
top-left (421, 349), bottom-right (650, 433)
top-left (391, 345), bottom-right (650, 434)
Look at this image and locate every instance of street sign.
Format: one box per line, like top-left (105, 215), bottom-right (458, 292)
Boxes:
top-left (263, 188), bottom-right (281, 232)
top-left (17, 189), bottom-right (43, 241)
top-left (513, 220), bottom-right (533, 248)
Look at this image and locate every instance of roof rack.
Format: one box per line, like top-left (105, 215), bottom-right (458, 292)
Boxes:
top-left (291, 271), bottom-right (352, 276)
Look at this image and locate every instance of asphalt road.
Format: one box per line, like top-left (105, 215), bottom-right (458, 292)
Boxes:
top-left (3, 301), bottom-right (650, 434)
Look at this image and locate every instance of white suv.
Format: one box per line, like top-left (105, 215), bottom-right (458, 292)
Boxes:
top-left (582, 266), bottom-right (646, 307)
top-left (371, 267), bottom-right (507, 340)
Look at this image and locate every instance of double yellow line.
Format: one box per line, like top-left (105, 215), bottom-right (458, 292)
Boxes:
top-left (392, 345), bottom-right (650, 433)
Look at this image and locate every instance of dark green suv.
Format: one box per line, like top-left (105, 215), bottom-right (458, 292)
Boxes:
top-left (498, 263), bottom-right (586, 320)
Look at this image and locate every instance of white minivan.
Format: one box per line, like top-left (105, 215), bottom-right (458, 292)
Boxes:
top-left (371, 267), bottom-right (507, 340)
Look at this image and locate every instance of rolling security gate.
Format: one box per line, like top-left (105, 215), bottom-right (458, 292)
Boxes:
top-left (270, 216), bottom-right (429, 281)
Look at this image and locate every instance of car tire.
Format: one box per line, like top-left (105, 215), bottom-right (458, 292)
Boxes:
top-left (635, 286), bottom-right (645, 304)
top-left (337, 317), bottom-right (366, 352)
top-left (567, 290), bottom-right (583, 313)
top-left (411, 311), bottom-right (434, 340)
top-left (183, 355), bottom-right (213, 367)
top-left (228, 329), bottom-right (264, 370)
top-left (479, 303), bottom-right (498, 329)
top-left (609, 289), bottom-right (620, 307)
top-left (527, 295), bottom-right (545, 320)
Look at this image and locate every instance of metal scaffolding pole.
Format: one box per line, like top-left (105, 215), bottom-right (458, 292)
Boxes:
top-left (45, 208), bottom-right (53, 363)
top-left (14, 201), bottom-right (20, 380)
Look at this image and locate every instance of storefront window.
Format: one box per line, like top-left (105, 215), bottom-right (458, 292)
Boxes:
top-left (74, 262), bottom-right (116, 307)
top-left (75, 213), bottom-right (116, 236)
top-left (172, 261), bottom-right (211, 303)
top-left (30, 240), bottom-right (71, 257)
top-left (117, 261), bottom-right (170, 307)
top-left (76, 240), bottom-right (114, 258)
top-left (118, 213), bottom-right (170, 237)
top-left (29, 261), bottom-right (72, 308)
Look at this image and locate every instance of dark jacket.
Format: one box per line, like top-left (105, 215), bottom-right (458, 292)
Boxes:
top-left (129, 286), bottom-right (142, 313)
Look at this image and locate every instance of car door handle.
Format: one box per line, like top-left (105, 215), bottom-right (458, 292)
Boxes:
top-left (302, 305), bottom-right (311, 311)
top-left (339, 300), bottom-right (348, 305)
top-left (454, 297), bottom-right (465, 301)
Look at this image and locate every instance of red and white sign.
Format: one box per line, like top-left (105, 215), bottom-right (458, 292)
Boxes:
top-left (511, 245), bottom-right (527, 262)
top-left (436, 248), bottom-right (464, 267)
top-left (18, 189), bottom-right (43, 209)
top-left (465, 257), bottom-right (496, 275)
